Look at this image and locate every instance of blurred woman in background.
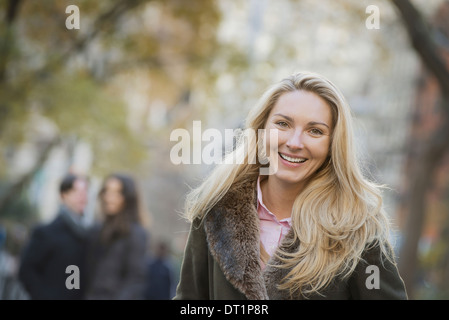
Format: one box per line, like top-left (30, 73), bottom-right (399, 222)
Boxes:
top-left (85, 173), bottom-right (149, 300)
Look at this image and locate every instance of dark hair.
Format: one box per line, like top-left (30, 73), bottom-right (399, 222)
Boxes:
top-left (59, 173), bottom-right (87, 195)
top-left (98, 173), bottom-right (143, 244)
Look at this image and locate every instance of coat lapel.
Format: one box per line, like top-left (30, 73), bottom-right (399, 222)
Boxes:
top-left (203, 179), bottom-right (300, 300)
top-left (203, 180), bottom-right (269, 300)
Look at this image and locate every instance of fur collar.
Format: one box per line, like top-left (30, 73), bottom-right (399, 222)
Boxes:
top-left (203, 179), bottom-right (296, 300)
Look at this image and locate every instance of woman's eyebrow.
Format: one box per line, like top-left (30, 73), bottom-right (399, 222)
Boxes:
top-left (308, 121), bottom-right (330, 129)
top-left (273, 113), bottom-right (294, 122)
top-left (273, 113), bottom-right (330, 129)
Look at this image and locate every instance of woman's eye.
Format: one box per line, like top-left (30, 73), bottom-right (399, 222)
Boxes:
top-left (309, 128), bottom-right (323, 136)
top-left (276, 121), bottom-right (288, 128)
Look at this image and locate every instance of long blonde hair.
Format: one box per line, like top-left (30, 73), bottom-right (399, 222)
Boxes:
top-left (184, 71), bottom-right (393, 296)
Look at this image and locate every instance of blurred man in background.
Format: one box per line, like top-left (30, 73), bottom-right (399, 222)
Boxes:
top-left (18, 173), bottom-right (89, 300)
top-left (143, 240), bottom-right (175, 300)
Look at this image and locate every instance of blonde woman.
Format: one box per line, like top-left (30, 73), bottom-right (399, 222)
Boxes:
top-left (174, 72), bottom-right (408, 300)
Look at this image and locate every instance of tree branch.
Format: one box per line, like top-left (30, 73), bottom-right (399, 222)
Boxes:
top-left (392, 0), bottom-right (449, 98)
top-left (0, 137), bottom-right (59, 214)
top-left (66, 0), bottom-right (147, 56)
top-left (5, 0), bottom-right (22, 25)
top-left (0, 0), bottom-right (23, 82)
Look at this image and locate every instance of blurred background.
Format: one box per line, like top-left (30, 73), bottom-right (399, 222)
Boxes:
top-left (0, 0), bottom-right (448, 300)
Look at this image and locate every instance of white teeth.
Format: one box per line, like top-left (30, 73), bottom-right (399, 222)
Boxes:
top-left (279, 153), bottom-right (307, 163)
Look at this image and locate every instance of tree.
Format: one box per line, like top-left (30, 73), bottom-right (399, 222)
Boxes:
top-left (0, 0), bottom-right (224, 213)
top-left (392, 0), bottom-right (449, 298)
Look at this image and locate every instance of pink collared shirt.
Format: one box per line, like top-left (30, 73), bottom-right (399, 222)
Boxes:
top-left (257, 177), bottom-right (292, 268)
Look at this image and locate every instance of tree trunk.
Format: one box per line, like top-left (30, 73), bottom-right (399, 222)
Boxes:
top-left (391, 0), bottom-right (449, 298)
top-left (398, 103), bottom-right (449, 298)
top-left (391, 0), bottom-right (449, 99)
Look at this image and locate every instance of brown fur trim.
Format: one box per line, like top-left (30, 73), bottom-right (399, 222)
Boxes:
top-left (204, 180), bottom-right (269, 300)
top-left (203, 179), bottom-right (302, 300)
top-left (263, 228), bottom-right (299, 299)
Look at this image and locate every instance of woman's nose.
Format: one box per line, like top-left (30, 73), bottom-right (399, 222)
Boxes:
top-left (286, 129), bottom-right (304, 150)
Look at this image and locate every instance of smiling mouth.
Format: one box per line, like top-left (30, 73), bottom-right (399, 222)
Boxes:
top-left (279, 153), bottom-right (307, 163)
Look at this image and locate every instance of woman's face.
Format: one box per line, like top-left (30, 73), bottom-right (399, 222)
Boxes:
top-left (102, 177), bottom-right (125, 216)
top-left (264, 90), bottom-right (333, 189)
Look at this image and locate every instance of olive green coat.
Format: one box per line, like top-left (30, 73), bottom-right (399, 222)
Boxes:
top-left (174, 180), bottom-right (408, 300)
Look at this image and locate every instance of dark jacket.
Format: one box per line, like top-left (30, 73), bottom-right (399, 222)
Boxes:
top-left (174, 180), bottom-right (408, 300)
top-left (85, 222), bottom-right (148, 300)
top-left (18, 206), bottom-right (87, 300)
top-left (143, 256), bottom-right (175, 300)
